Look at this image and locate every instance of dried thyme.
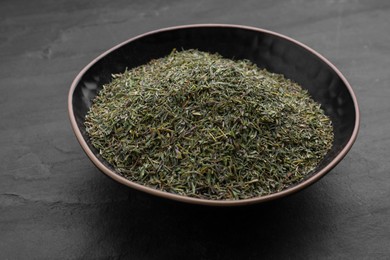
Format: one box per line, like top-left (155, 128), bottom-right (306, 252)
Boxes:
top-left (85, 49), bottom-right (334, 200)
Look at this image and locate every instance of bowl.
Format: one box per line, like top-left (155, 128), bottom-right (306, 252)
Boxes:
top-left (68, 24), bottom-right (359, 206)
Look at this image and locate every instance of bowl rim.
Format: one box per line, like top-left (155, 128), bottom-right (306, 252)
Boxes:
top-left (68, 23), bottom-right (360, 206)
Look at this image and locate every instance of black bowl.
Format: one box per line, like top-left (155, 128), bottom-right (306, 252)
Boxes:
top-left (68, 24), bottom-right (359, 206)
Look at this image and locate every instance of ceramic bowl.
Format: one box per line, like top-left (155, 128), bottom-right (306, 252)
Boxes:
top-left (68, 24), bottom-right (359, 206)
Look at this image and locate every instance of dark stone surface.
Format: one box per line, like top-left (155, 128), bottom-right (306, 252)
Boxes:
top-left (0, 0), bottom-right (389, 259)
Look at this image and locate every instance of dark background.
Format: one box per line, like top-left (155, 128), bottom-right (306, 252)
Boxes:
top-left (1, 0), bottom-right (389, 259)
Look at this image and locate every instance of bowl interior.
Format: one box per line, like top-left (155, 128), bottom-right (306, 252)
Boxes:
top-left (69, 25), bottom-right (358, 204)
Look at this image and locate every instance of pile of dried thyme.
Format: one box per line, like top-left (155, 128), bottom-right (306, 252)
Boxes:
top-left (85, 49), bottom-right (334, 200)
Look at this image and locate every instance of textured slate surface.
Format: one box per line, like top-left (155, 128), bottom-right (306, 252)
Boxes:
top-left (1, 0), bottom-right (389, 259)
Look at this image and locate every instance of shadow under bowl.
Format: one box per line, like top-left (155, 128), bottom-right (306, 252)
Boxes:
top-left (68, 24), bottom-right (359, 206)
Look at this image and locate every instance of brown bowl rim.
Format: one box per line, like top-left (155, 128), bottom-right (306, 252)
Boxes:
top-left (68, 24), bottom-right (360, 206)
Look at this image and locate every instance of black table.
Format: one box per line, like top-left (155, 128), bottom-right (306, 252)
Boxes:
top-left (1, 1), bottom-right (389, 259)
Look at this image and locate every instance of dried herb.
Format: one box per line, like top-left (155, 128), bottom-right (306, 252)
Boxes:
top-left (85, 49), bottom-right (334, 200)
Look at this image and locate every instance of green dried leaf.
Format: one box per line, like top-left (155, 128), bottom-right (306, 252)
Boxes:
top-left (85, 49), bottom-right (334, 200)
